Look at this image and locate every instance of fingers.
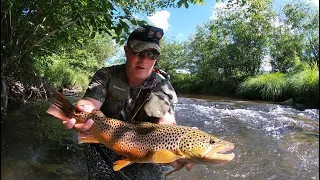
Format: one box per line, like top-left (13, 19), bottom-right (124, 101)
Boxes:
top-left (184, 163), bottom-right (194, 171)
top-left (63, 118), bottom-right (76, 129)
top-left (168, 161), bottom-right (179, 168)
top-left (62, 118), bottom-right (94, 132)
top-left (74, 119), bottom-right (94, 132)
top-left (62, 103), bottom-right (94, 132)
top-left (167, 161), bottom-right (194, 171)
top-left (77, 104), bottom-right (94, 113)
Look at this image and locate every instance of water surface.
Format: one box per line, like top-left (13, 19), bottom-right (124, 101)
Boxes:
top-left (1, 95), bottom-right (319, 180)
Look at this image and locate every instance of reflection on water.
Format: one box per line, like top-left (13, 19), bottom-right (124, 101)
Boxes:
top-left (1, 98), bottom-right (88, 180)
top-left (1, 96), bottom-right (319, 180)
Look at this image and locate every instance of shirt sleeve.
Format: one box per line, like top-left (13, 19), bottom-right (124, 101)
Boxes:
top-left (159, 80), bottom-right (178, 113)
top-left (143, 80), bottom-right (178, 118)
top-left (83, 67), bottom-right (110, 103)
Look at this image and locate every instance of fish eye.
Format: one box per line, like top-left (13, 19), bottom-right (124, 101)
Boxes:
top-left (209, 139), bottom-right (215, 144)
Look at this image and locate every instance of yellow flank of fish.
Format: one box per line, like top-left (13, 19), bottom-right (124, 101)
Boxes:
top-left (47, 92), bottom-right (235, 175)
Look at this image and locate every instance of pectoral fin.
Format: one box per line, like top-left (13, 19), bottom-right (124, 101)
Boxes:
top-left (78, 135), bottom-right (100, 144)
top-left (165, 162), bottom-right (187, 176)
top-left (152, 149), bottom-right (183, 164)
top-left (113, 158), bottom-right (133, 171)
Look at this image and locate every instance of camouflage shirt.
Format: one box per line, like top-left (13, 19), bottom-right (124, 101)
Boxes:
top-left (84, 64), bottom-right (177, 123)
top-left (83, 64), bottom-right (178, 179)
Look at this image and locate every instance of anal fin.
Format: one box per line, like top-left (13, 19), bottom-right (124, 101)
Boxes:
top-left (78, 134), bottom-right (100, 144)
top-left (113, 158), bottom-right (133, 171)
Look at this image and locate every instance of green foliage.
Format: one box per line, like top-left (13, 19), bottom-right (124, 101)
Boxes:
top-left (237, 72), bottom-right (287, 101)
top-left (1, 0), bottom-right (205, 84)
top-left (270, 1), bottom-right (319, 72)
top-left (37, 33), bottom-right (117, 89)
top-left (166, 0), bottom-right (319, 106)
top-left (184, 0), bottom-right (275, 94)
top-left (42, 55), bottom-right (90, 90)
top-left (1, 0), bottom-right (318, 109)
top-left (270, 28), bottom-right (304, 72)
top-left (237, 62), bottom-right (319, 107)
top-left (287, 62), bottom-right (319, 107)
top-left (171, 73), bottom-right (204, 93)
top-left (157, 38), bottom-right (188, 76)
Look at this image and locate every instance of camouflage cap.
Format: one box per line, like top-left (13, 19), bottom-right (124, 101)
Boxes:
top-left (127, 25), bottom-right (164, 53)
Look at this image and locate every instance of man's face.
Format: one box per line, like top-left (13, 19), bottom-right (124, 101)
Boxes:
top-left (124, 45), bottom-right (157, 85)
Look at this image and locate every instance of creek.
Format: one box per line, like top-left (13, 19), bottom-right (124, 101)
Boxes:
top-left (1, 95), bottom-right (319, 180)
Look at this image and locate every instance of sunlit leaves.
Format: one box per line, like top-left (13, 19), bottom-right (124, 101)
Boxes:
top-left (270, 1), bottom-right (319, 72)
top-left (1, 0), bottom-right (206, 80)
top-left (189, 0), bottom-right (274, 81)
top-left (157, 38), bottom-right (188, 75)
top-left (39, 33), bottom-right (118, 88)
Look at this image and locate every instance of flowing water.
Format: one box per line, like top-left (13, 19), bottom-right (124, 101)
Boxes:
top-left (1, 95), bottom-right (319, 180)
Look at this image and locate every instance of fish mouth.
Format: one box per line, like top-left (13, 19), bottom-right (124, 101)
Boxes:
top-left (203, 142), bottom-right (235, 163)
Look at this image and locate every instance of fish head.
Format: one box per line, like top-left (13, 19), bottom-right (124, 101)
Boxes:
top-left (179, 130), bottom-right (235, 164)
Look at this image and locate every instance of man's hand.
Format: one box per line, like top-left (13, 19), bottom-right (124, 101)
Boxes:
top-left (158, 112), bottom-right (195, 173)
top-left (62, 97), bottom-right (103, 132)
top-left (62, 104), bottom-right (94, 133)
top-left (169, 160), bottom-right (194, 171)
top-left (166, 159), bottom-right (194, 175)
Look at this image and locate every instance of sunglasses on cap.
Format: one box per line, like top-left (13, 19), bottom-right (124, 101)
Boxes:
top-left (129, 46), bottom-right (160, 60)
top-left (128, 25), bottom-right (164, 45)
top-left (141, 25), bottom-right (163, 44)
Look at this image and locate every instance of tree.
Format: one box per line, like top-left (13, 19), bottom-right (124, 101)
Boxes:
top-left (269, 27), bottom-right (303, 72)
top-left (38, 33), bottom-right (118, 89)
top-left (187, 0), bottom-right (275, 93)
top-left (157, 38), bottom-right (188, 75)
top-left (283, 1), bottom-right (319, 63)
top-left (1, 0), bottom-right (208, 117)
top-left (1, 0), bottom-right (207, 77)
top-left (270, 1), bottom-right (319, 72)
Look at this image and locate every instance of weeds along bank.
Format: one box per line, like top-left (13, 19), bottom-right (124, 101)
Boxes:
top-left (170, 62), bottom-right (319, 109)
top-left (237, 63), bottom-right (319, 108)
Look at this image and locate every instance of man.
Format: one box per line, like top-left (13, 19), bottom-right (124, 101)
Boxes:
top-left (62, 25), bottom-right (194, 179)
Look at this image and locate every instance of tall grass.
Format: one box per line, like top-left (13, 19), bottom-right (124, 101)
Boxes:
top-left (237, 72), bottom-right (287, 101)
top-left (237, 62), bottom-right (319, 108)
top-left (287, 62), bottom-right (319, 107)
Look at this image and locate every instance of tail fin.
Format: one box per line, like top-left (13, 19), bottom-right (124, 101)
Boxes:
top-left (46, 92), bottom-right (75, 121)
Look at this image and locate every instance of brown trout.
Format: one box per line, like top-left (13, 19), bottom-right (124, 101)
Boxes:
top-left (47, 92), bottom-right (235, 175)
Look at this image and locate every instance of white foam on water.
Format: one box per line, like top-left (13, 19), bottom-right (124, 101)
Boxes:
top-left (178, 101), bottom-right (318, 140)
top-left (171, 97), bottom-right (319, 180)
